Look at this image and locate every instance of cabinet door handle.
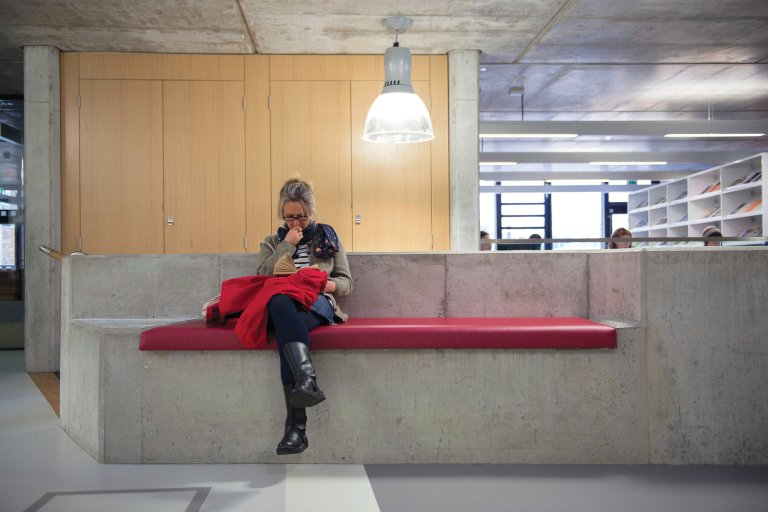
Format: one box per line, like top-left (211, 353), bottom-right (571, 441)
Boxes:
top-left (167, 216), bottom-right (174, 226)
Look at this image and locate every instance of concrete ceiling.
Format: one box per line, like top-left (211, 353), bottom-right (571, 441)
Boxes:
top-left (1, 0), bottom-right (768, 184)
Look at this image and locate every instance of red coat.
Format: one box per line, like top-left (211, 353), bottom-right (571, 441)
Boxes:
top-left (213, 269), bottom-right (328, 348)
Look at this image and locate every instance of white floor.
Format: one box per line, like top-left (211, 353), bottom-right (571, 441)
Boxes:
top-left (2, 349), bottom-right (768, 512)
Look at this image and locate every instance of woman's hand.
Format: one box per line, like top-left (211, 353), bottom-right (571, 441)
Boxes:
top-left (324, 280), bottom-right (337, 294)
top-left (284, 226), bottom-right (303, 246)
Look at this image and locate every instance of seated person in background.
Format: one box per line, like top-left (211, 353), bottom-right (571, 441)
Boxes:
top-left (608, 227), bottom-right (633, 249)
top-left (527, 233), bottom-right (543, 250)
top-left (480, 230), bottom-right (492, 251)
top-left (498, 233), bottom-right (543, 251)
top-left (702, 225), bottom-right (723, 246)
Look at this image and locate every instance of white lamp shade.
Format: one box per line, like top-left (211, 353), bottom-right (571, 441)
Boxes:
top-left (362, 92), bottom-right (435, 143)
top-left (362, 45), bottom-right (435, 143)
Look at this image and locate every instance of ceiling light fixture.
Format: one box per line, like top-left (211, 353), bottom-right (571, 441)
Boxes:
top-left (479, 133), bottom-right (579, 139)
top-left (480, 161), bottom-right (518, 166)
top-left (362, 17), bottom-right (434, 144)
top-left (589, 161), bottom-right (668, 166)
top-left (664, 133), bottom-right (765, 138)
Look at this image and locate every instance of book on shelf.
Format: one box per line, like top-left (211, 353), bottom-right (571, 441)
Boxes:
top-left (654, 196), bottom-right (667, 205)
top-left (744, 171), bottom-right (762, 184)
top-left (743, 198), bottom-right (762, 212)
top-left (635, 199), bottom-right (648, 208)
top-left (708, 206), bottom-right (721, 217)
top-left (729, 202), bottom-right (748, 215)
top-left (678, 214), bottom-right (688, 222)
top-left (674, 190), bottom-right (688, 200)
top-left (737, 226), bottom-right (763, 238)
top-left (728, 176), bottom-right (747, 187)
top-left (634, 219), bottom-right (648, 227)
top-left (655, 217), bottom-right (667, 225)
top-left (699, 182), bottom-right (721, 194)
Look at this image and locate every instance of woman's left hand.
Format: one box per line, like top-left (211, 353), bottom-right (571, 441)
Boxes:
top-left (324, 280), bottom-right (337, 294)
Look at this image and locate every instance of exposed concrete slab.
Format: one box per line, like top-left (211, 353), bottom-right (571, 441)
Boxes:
top-left (338, 253), bottom-right (448, 318)
top-left (446, 252), bottom-right (588, 317)
top-left (59, 249), bottom-right (768, 463)
top-left (68, 255), bottom-right (220, 319)
top-left (644, 248), bottom-right (768, 464)
top-left (588, 249), bottom-right (645, 323)
top-left (448, 50), bottom-right (479, 252)
top-left (219, 253), bottom-right (256, 282)
top-left (134, 327), bottom-right (646, 464)
top-left (23, 46), bottom-right (60, 371)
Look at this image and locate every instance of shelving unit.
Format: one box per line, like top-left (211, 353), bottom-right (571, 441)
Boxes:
top-left (628, 153), bottom-right (766, 246)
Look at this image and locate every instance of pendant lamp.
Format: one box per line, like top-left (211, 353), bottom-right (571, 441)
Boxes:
top-left (362, 17), bottom-right (435, 144)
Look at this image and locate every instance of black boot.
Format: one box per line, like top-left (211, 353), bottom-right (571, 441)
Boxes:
top-left (276, 385), bottom-right (308, 455)
top-left (283, 342), bottom-right (326, 408)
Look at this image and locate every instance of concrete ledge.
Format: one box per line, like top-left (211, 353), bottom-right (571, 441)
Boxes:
top-left (62, 319), bottom-right (645, 464)
top-left (59, 249), bottom-right (768, 464)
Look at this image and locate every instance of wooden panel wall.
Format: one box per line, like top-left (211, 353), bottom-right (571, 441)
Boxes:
top-left (429, 55), bottom-right (450, 251)
top-left (60, 52), bottom-right (449, 255)
top-left (244, 56), bottom-right (273, 253)
top-left (78, 53), bottom-right (244, 81)
top-left (350, 81), bottom-right (434, 251)
top-left (79, 80), bottom-right (164, 253)
top-left (269, 80), bottom-right (353, 244)
top-left (163, 81), bottom-right (246, 253)
top-left (60, 53), bottom-right (80, 255)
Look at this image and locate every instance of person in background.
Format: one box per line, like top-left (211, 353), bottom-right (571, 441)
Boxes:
top-left (608, 227), bottom-right (633, 249)
top-left (528, 233), bottom-right (543, 250)
top-left (254, 176), bottom-right (353, 455)
top-left (702, 225), bottom-right (723, 246)
top-left (480, 230), bottom-right (492, 251)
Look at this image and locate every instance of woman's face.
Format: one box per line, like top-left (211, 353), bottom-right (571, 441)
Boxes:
top-left (282, 201), bottom-right (310, 228)
top-left (615, 236), bottom-right (632, 249)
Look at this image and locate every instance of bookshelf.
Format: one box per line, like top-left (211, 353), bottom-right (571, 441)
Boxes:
top-left (628, 153), bottom-right (766, 246)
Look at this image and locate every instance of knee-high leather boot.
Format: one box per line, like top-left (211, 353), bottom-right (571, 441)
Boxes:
top-left (283, 341), bottom-right (326, 408)
top-left (276, 385), bottom-right (308, 455)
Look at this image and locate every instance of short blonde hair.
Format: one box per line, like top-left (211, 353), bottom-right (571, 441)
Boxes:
top-left (277, 176), bottom-right (316, 220)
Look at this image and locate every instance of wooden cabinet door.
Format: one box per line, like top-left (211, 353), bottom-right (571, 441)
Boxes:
top-left (79, 79), bottom-right (164, 254)
top-left (351, 81), bottom-right (434, 251)
top-left (163, 81), bottom-right (246, 253)
top-left (269, 81), bottom-right (353, 245)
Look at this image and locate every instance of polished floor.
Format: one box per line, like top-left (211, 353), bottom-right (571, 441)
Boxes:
top-left (2, 349), bottom-right (768, 512)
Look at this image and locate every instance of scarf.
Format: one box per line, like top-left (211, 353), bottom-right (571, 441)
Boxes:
top-left (277, 222), bottom-right (340, 259)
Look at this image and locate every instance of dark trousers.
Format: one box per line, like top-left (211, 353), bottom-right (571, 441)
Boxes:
top-left (268, 294), bottom-right (328, 385)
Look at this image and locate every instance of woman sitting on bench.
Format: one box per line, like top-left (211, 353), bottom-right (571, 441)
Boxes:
top-left (254, 176), bottom-right (353, 455)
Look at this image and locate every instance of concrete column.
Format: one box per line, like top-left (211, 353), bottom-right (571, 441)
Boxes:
top-left (448, 50), bottom-right (480, 252)
top-left (23, 46), bottom-right (61, 371)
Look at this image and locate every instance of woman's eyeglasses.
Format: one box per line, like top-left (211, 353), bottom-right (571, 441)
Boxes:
top-left (283, 215), bottom-right (309, 223)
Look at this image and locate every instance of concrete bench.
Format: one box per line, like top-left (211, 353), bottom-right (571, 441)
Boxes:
top-left (139, 317), bottom-right (617, 351)
top-left (60, 249), bottom-right (768, 465)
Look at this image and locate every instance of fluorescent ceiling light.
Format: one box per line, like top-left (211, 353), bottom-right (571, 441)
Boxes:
top-left (589, 161), bottom-right (668, 166)
top-left (480, 161), bottom-right (518, 166)
top-left (664, 133), bottom-right (765, 138)
top-left (479, 133), bottom-right (578, 138)
top-left (479, 121), bottom-right (768, 137)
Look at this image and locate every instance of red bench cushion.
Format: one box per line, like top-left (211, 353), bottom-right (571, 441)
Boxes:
top-left (139, 317), bottom-right (616, 351)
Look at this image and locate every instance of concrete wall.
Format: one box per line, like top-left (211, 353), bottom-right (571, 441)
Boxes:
top-left (448, 50), bottom-right (479, 252)
top-left (643, 249), bottom-right (768, 464)
top-left (23, 46), bottom-right (61, 371)
top-left (59, 248), bottom-right (768, 464)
